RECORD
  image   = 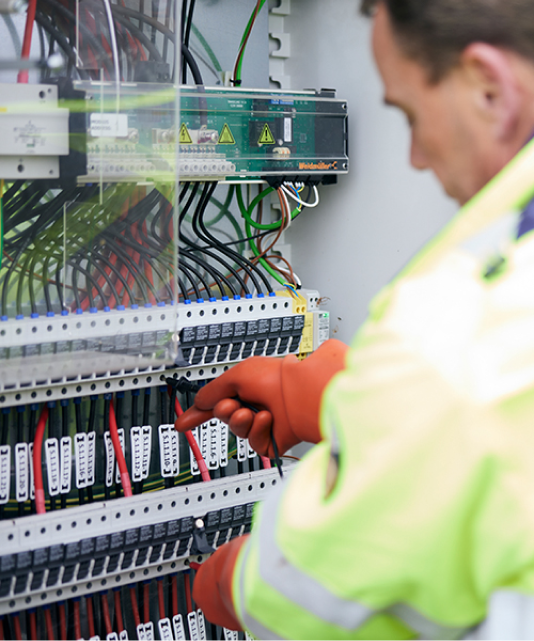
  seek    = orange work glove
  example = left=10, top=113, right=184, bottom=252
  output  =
left=193, top=536, right=247, bottom=631
left=175, top=339, right=348, bottom=457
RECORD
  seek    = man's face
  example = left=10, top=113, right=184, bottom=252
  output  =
left=372, top=4, right=507, bottom=205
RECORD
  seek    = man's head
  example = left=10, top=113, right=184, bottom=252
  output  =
left=363, top=1, right=534, bottom=204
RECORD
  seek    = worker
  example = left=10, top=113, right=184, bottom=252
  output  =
left=176, top=0, right=534, bottom=638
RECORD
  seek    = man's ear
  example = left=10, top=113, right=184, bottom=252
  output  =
left=459, top=43, right=521, bottom=141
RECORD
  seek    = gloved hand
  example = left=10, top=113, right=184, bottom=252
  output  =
left=193, top=536, right=247, bottom=631
left=175, top=339, right=348, bottom=457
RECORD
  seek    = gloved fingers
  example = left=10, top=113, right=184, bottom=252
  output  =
left=227, top=407, right=255, bottom=439
left=193, top=560, right=242, bottom=631
left=194, top=363, right=252, bottom=410
left=247, top=411, right=274, bottom=456
left=192, top=536, right=248, bottom=632
left=212, top=398, right=243, bottom=424
left=174, top=406, right=214, bottom=432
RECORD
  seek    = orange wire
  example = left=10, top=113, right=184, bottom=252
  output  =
left=114, top=590, right=124, bottom=633
left=58, top=603, right=67, bottom=641
left=109, top=401, right=133, bottom=497
left=130, top=586, right=141, bottom=628
left=101, top=592, right=113, bottom=636
left=86, top=596, right=95, bottom=638
left=73, top=600, right=81, bottom=640
left=143, top=582, right=150, bottom=623
left=12, top=615, right=21, bottom=641
left=174, top=398, right=210, bottom=482
left=44, top=608, right=54, bottom=640
left=29, top=613, right=37, bottom=641
left=33, top=406, right=49, bottom=514
left=158, top=579, right=166, bottom=620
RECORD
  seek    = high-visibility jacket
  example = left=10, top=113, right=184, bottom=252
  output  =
left=232, top=138, right=534, bottom=640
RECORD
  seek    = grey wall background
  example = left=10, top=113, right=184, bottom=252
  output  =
left=278, top=0, right=457, bottom=344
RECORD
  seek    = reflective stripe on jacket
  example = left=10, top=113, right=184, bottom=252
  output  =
left=233, top=140, right=534, bottom=640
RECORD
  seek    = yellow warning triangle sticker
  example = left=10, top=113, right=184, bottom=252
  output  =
left=179, top=123, right=193, bottom=144
left=258, top=123, right=275, bottom=145
left=218, top=123, right=235, bottom=145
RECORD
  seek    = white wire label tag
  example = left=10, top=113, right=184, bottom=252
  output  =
left=135, top=624, right=146, bottom=641
left=60, top=436, right=72, bottom=494
left=29, top=443, right=34, bottom=500
left=45, top=438, right=60, bottom=496
left=87, top=431, right=96, bottom=486
left=106, top=633, right=119, bottom=641
left=237, top=437, right=247, bottom=462
left=144, top=622, right=154, bottom=641
left=220, top=422, right=228, bottom=467
left=119, top=631, right=129, bottom=641
left=247, top=440, right=257, bottom=459
left=223, top=629, right=239, bottom=641
left=171, top=429, right=179, bottom=476
left=200, top=424, right=209, bottom=464
left=90, top=113, right=128, bottom=138
left=187, top=612, right=200, bottom=641
left=245, top=633, right=255, bottom=641
left=74, top=433, right=87, bottom=489
left=157, top=618, right=173, bottom=641
left=190, top=428, right=200, bottom=476
left=159, top=424, right=174, bottom=478
left=197, top=610, right=207, bottom=640
left=130, top=427, right=143, bottom=482
left=207, top=421, right=219, bottom=470
left=141, top=425, right=152, bottom=479
left=15, top=442, right=29, bottom=502
left=0, top=445, right=10, bottom=504
left=172, top=614, right=187, bottom=640
left=104, top=431, right=115, bottom=488
left=115, top=428, right=125, bottom=484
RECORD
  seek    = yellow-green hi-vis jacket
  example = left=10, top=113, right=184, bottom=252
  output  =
left=232, top=137, right=534, bottom=641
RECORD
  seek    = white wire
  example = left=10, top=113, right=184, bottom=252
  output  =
left=276, top=264, right=302, bottom=288
left=101, top=0, right=121, bottom=109
left=281, top=183, right=320, bottom=208
left=279, top=188, right=292, bottom=230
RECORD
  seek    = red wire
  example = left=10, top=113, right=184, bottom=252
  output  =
left=58, top=603, right=67, bottom=641
left=12, top=615, right=21, bottom=641
left=171, top=575, right=178, bottom=618
left=114, top=590, right=124, bottom=633
left=157, top=579, right=165, bottom=620
left=44, top=607, right=54, bottom=640
left=73, top=600, right=81, bottom=640
left=0, top=617, right=4, bottom=641
left=143, top=582, right=150, bottom=623
left=109, top=401, right=133, bottom=497
left=17, top=0, right=37, bottom=83
left=174, top=398, right=210, bottom=482
left=183, top=573, right=193, bottom=614
left=130, top=586, right=141, bottom=628
left=29, top=612, right=37, bottom=641
left=86, top=596, right=95, bottom=638
left=261, top=456, right=271, bottom=469
left=33, top=406, right=49, bottom=514
left=101, top=592, right=113, bottom=636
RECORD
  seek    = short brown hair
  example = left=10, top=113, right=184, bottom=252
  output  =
left=361, top=0, right=534, bottom=81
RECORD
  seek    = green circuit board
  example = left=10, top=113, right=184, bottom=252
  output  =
left=75, top=82, right=348, bottom=183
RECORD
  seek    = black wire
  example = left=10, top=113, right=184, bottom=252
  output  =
left=182, top=0, right=196, bottom=83
left=194, top=182, right=272, bottom=294
left=178, top=185, right=249, bottom=295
